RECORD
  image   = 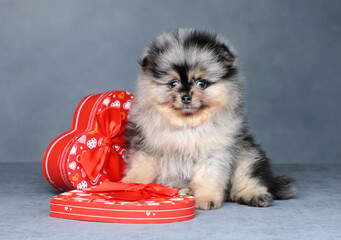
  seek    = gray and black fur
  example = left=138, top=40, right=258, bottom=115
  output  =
left=123, top=29, right=296, bottom=209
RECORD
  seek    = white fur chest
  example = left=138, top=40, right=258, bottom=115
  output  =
left=142, top=111, right=241, bottom=159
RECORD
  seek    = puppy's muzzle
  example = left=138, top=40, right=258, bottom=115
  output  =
left=181, top=95, right=192, bottom=104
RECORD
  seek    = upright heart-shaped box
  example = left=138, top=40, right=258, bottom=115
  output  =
left=42, top=91, right=134, bottom=191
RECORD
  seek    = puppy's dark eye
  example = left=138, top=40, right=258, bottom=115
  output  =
left=196, top=79, right=208, bottom=89
left=168, top=80, right=179, bottom=89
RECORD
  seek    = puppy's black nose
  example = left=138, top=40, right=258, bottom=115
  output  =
left=181, top=95, right=192, bottom=104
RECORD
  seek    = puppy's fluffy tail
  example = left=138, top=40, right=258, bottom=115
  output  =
left=272, top=176, right=297, bottom=200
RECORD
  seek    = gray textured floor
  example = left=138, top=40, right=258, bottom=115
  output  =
left=0, top=163, right=340, bottom=240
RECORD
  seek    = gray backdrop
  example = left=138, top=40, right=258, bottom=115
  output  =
left=1, top=0, right=340, bottom=164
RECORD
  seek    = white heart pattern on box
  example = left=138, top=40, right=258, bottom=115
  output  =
left=81, top=168, right=87, bottom=178
left=60, top=192, right=72, bottom=196
left=77, top=135, right=86, bottom=144
left=102, top=97, right=111, bottom=107
left=110, top=100, right=120, bottom=108
left=70, top=145, right=77, bottom=155
left=98, top=137, right=103, bottom=147
left=123, top=100, right=132, bottom=110
left=87, top=138, right=97, bottom=149
left=77, top=180, right=88, bottom=189
left=69, top=161, right=76, bottom=170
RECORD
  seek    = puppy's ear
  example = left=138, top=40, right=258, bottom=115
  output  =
left=138, top=57, right=149, bottom=70
left=220, top=44, right=235, bottom=66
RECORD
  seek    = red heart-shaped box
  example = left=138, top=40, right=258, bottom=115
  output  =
left=42, top=91, right=134, bottom=191
left=50, top=188, right=195, bottom=223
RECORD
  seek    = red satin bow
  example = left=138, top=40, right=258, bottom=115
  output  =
left=80, top=107, right=126, bottom=182
left=84, top=182, right=179, bottom=201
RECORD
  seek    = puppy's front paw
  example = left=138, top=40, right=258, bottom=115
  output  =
left=195, top=195, right=223, bottom=210
left=191, top=184, right=224, bottom=210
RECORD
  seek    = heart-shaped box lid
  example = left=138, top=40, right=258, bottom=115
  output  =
left=50, top=184, right=195, bottom=223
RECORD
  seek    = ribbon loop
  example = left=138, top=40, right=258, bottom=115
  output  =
left=84, top=182, right=179, bottom=201
left=101, top=137, right=113, bottom=148
left=79, top=107, right=126, bottom=182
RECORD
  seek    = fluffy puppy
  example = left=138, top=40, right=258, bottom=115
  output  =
left=122, top=29, right=296, bottom=210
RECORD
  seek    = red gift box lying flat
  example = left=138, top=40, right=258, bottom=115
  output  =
left=50, top=182, right=195, bottom=223
left=42, top=91, right=133, bottom=191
